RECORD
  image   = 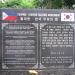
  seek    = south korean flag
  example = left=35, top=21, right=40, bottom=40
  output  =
left=61, top=13, right=74, bottom=21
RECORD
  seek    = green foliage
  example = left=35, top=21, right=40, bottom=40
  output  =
left=64, top=0, right=75, bottom=8
left=0, top=0, right=39, bottom=8
left=39, top=0, right=63, bottom=9
left=0, top=0, right=75, bottom=9
left=0, top=2, right=7, bottom=8
left=20, top=0, right=33, bottom=8
left=52, top=0, right=62, bottom=9
left=0, top=0, right=20, bottom=8
left=41, top=0, right=52, bottom=8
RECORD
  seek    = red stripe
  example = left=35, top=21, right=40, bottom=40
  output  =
left=5, top=16, right=17, bottom=20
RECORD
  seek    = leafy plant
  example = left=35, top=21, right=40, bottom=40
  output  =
left=0, top=0, right=39, bottom=8
left=64, top=0, right=75, bottom=9
left=52, top=0, right=62, bottom=9
left=20, top=0, right=35, bottom=8
left=1, top=0, right=75, bottom=9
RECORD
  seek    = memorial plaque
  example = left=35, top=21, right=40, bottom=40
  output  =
left=40, top=24, right=74, bottom=68
left=2, top=23, right=38, bottom=70
left=39, top=10, right=75, bottom=69
left=1, top=9, right=38, bottom=70
left=0, top=9, right=75, bottom=70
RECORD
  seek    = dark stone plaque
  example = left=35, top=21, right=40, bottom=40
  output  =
left=0, top=9, right=75, bottom=70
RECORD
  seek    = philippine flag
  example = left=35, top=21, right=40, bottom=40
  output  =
left=61, top=13, right=74, bottom=21
left=2, top=11, right=17, bottom=21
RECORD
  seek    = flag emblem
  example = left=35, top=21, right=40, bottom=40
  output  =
left=2, top=11, right=17, bottom=21
left=61, top=13, right=74, bottom=21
